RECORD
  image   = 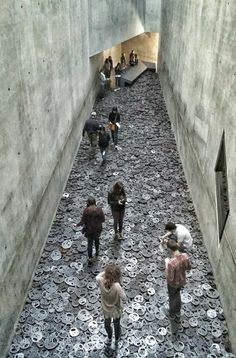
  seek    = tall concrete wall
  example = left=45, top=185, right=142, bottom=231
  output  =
left=159, top=0, right=236, bottom=351
left=88, top=0, right=145, bottom=56
left=144, top=0, right=162, bottom=32
left=88, top=0, right=161, bottom=57
left=0, top=0, right=161, bottom=355
left=0, top=1, right=102, bottom=354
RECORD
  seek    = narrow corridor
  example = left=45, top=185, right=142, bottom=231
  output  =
left=9, top=72, right=233, bottom=357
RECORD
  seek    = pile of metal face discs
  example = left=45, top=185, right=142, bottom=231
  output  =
left=8, top=72, right=234, bottom=357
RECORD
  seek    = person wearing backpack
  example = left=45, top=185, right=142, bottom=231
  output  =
left=98, top=126, right=110, bottom=165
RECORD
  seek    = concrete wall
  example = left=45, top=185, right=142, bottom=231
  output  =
left=121, top=32, right=159, bottom=67
left=88, top=0, right=145, bottom=56
left=144, top=0, right=162, bottom=32
left=0, top=1, right=99, bottom=355
left=0, top=0, right=161, bottom=355
left=88, top=0, right=161, bottom=57
left=159, top=0, right=236, bottom=351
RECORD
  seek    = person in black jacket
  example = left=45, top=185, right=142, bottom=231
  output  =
left=98, top=126, right=110, bottom=165
left=108, top=182, right=127, bottom=240
left=115, top=62, right=122, bottom=88
left=82, top=112, right=100, bottom=159
left=108, top=106, right=120, bottom=148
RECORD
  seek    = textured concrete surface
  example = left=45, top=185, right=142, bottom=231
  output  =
left=159, top=0, right=236, bottom=352
left=144, top=0, right=162, bottom=32
left=88, top=0, right=161, bottom=56
left=0, top=1, right=101, bottom=355
left=88, top=0, right=144, bottom=56
left=8, top=72, right=233, bottom=358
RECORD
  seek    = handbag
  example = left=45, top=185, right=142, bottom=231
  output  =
left=109, top=123, right=116, bottom=131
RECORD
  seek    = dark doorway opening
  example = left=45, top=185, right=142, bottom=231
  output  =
left=215, top=131, right=230, bottom=241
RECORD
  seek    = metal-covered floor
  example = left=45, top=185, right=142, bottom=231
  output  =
left=9, top=72, right=234, bottom=358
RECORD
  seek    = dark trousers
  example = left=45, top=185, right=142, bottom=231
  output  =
left=87, top=235, right=100, bottom=259
left=112, top=209, right=125, bottom=234
left=167, top=284, right=181, bottom=315
left=104, top=317, right=121, bottom=340
left=111, top=130, right=118, bottom=145
left=88, top=133, right=97, bottom=159
left=115, top=75, right=121, bottom=87
left=99, top=146, right=108, bottom=162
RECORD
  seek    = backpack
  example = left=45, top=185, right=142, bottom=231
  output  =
left=99, top=132, right=110, bottom=147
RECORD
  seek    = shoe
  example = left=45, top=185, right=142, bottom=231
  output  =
left=161, top=306, right=179, bottom=320
left=114, top=233, right=119, bottom=240
left=87, top=258, right=93, bottom=266
left=106, top=338, right=112, bottom=346
left=115, top=145, right=118, bottom=150
left=174, top=312, right=181, bottom=321
left=115, top=336, right=121, bottom=345
left=118, top=233, right=124, bottom=240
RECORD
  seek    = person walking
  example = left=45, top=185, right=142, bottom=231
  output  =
left=82, top=112, right=100, bottom=159
left=160, top=222, right=193, bottom=252
left=163, top=239, right=191, bottom=318
left=96, top=263, right=126, bottom=343
left=108, top=182, right=126, bottom=240
left=108, top=106, right=120, bottom=148
left=98, top=126, right=110, bottom=165
left=76, top=197, right=105, bottom=266
left=115, top=62, right=122, bottom=88
left=99, top=69, right=107, bottom=99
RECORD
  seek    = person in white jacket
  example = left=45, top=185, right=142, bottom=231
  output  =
left=160, top=222, right=193, bottom=251
left=96, top=263, right=126, bottom=343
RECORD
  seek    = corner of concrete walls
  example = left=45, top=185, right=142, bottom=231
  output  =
left=0, top=76, right=99, bottom=358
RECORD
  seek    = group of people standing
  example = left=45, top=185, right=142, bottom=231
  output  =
left=82, top=107, right=121, bottom=163
left=99, top=50, right=139, bottom=94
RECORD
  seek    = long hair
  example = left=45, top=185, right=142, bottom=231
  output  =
left=87, top=197, right=96, bottom=207
left=113, top=181, right=125, bottom=197
left=104, top=263, right=121, bottom=289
